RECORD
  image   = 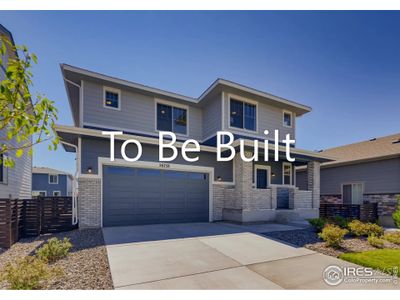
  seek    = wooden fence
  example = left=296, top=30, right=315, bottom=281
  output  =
left=0, top=197, right=77, bottom=248
left=320, top=203, right=378, bottom=222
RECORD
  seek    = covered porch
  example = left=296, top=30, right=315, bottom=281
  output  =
left=214, top=141, right=333, bottom=223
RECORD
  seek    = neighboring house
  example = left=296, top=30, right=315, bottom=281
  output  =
left=56, top=64, right=331, bottom=228
left=297, top=133, right=400, bottom=226
left=0, top=24, right=32, bottom=199
left=32, top=167, right=73, bottom=197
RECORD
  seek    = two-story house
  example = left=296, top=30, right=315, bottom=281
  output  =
left=32, top=167, right=73, bottom=197
left=56, top=64, right=331, bottom=228
left=0, top=24, right=32, bottom=199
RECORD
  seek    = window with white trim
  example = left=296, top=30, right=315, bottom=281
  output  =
left=49, top=174, right=58, bottom=184
left=32, top=191, right=46, bottom=197
left=103, top=87, right=120, bottom=109
left=342, top=183, right=364, bottom=205
left=53, top=191, right=61, bottom=196
left=230, top=98, right=256, bottom=131
left=283, top=163, right=292, bottom=185
left=283, top=111, right=292, bottom=127
left=156, top=103, right=187, bottom=135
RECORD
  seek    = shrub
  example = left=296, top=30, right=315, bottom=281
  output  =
left=0, top=256, right=59, bottom=289
left=318, top=224, right=348, bottom=248
left=308, top=218, right=328, bottom=232
left=392, top=195, right=400, bottom=229
left=36, top=237, right=72, bottom=263
left=331, top=216, right=349, bottom=228
left=348, top=220, right=367, bottom=236
left=367, top=223, right=384, bottom=237
left=368, top=235, right=385, bottom=248
left=348, top=220, right=384, bottom=237
left=384, top=232, right=400, bottom=245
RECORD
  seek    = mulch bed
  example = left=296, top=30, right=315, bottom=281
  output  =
left=0, top=229, right=113, bottom=290
left=263, top=228, right=400, bottom=257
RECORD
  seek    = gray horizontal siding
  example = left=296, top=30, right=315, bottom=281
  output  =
left=0, top=42, right=32, bottom=199
left=81, top=137, right=233, bottom=182
left=254, top=160, right=295, bottom=185
left=222, top=88, right=295, bottom=141
left=0, top=129, right=32, bottom=199
left=202, top=93, right=222, bottom=139
left=82, top=80, right=203, bottom=140
left=318, top=158, right=400, bottom=195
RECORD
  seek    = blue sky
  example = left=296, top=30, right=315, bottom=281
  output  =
left=1, top=11, right=399, bottom=174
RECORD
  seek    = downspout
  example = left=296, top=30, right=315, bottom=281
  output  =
left=62, top=76, right=82, bottom=225
left=60, top=140, right=80, bottom=225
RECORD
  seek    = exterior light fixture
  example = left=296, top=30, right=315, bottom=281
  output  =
left=87, top=167, right=93, bottom=174
left=217, top=176, right=222, bottom=181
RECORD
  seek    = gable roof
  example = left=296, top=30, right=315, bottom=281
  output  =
left=61, top=64, right=312, bottom=126
left=319, top=133, right=400, bottom=168
left=33, top=167, right=73, bottom=178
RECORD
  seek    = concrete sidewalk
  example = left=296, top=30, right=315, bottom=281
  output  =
left=103, top=223, right=399, bottom=290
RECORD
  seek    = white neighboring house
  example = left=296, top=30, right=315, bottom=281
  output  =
left=32, top=167, right=73, bottom=197
left=0, top=24, right=32, bottom=199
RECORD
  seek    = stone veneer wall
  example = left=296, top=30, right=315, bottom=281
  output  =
left=320, top=193, right=399, bottom=226
left=78, top=177, right=101, bottom=228
left=320, top=195, right=342, bottom=204
left=364, top=194, right=399, bottom=218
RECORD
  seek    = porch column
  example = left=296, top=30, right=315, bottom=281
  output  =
left=234, top=151, right=253, bottom=210
left=307, top=161, right=320, bottom=209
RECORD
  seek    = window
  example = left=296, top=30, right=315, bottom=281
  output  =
left=156, top=103, right=187, bottom=135
left=342, top=183, right=364, bottom=205
left=230, top=98, right=256, bottom=131
left=103, top=87, right=120, bottom=110
left=32, top=191, right=46, bottom=197
left=283, top=110, right=292, bottom=127
left=49, top=174, right=58, bottom=184
left=255, top=165, right=271, bottom=189
left=283, top=163, right=292, bottom=185
left=53, top=191, right=61, bottom=197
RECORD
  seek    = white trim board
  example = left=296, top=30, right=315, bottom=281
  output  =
left=282, top=162, right=293, bottom=185
left=154, top=98, right=189, bottom=137
left=227, top=93, right=259, bottom=134
left=103, top=86, right=121, bottom=111
left=48, top=174, right=59, bottom=184
left=97, top=157, right=215, bottom=227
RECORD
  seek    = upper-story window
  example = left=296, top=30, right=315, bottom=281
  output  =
left=230, top=98, right=257, bottom=131
left=283, top=110, right=292, bottom=127
left=103, top=87, right=121, bottom=110
left=49, top=174, right=58, bottom=184
left=156, top=102, right=188, bottom=135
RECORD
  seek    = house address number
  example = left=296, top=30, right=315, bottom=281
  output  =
left=159, top=163, right=170, bottom=168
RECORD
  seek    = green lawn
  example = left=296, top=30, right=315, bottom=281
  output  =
left=340, top=249, right=400, bottom=277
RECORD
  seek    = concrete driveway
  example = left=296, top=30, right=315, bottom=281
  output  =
left=102, top=222, right=398, bottom=290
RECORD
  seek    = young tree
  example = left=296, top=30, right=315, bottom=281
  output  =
left=0, top=36, right=58, bottom=167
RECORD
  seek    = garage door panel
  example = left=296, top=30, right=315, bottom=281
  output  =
left=103, top=166, right=209, bottom=226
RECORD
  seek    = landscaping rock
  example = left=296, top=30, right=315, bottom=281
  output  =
left=0, top=229, right=113, bottom=290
